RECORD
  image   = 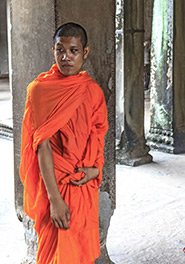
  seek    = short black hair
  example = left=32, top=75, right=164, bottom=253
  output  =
left=53, top=22, right=88, bottom=49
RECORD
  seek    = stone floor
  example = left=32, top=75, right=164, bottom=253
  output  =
left=0, top=138, right=27, bottom=264
left=0, top=78, right=12, bottom=127
left=108, top=153, right=185, bottom=264
left=1, top=80, right=185, bottom=264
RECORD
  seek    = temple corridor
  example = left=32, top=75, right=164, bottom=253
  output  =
left=1, top=0, right=185, bottom=263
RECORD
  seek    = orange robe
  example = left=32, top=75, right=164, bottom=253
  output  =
left=19, top=64, right=108, bottom=264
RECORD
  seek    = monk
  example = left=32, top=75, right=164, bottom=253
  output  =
left=19, top=22, right=108, bottom=264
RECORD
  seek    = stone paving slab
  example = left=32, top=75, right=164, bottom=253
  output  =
left=0, top=79, right=12, bottom=128
left=0, top=138, right=26, bottom=264
left=0, top=78, right=9, bottom=91
left=0, top=99, right=12, bottom=128
left=107, top=151, right=185, bottom=264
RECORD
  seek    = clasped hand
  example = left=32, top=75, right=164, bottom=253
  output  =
left=50, top=167, right=99, bottom=230
left=70, top=167, right=99, bottom=186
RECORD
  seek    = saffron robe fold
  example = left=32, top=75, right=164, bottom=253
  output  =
left=19, top=64, right=108, bottom=264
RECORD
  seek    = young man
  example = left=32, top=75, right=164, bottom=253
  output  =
left=20, top=22, right=108, bottom=264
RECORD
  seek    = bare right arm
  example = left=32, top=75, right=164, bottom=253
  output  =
left=37, top=139, right=70, bottom=229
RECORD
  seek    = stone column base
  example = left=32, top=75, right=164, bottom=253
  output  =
left=116, top=148, right=153, bottom=166
left=147, top=127, right=185, bottom=154
left=147, top=128, right=174, bottom=153
left=21, top=215, right=37, bottom=264
left=96, top=242, right=114, bottom=264
left=96, top=191, right=115, bottom=263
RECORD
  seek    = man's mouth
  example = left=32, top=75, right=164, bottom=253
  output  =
left=62, top=64, right=73, bottom=68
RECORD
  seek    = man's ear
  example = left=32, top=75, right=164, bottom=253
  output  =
left=83, top=46, right=90, bottom=59
left=52, top=47, right=55, bottom=56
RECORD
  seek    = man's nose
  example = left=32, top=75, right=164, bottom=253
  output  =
left=62, top=53, right=66, bottom=60
left=62, top=51, right=70, bottom=61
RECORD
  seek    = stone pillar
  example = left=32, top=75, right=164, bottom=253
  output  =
left=116, top=0, right=152, bottom=166
left=147, top=0, right=185, bottom=153
left=11, top=0, right=115, bottom=263
left=55, top=1, right=115, bottom=263
left=144, top=0, right=154, bottom=90
left=144, top=0, right=154, bottom=42
left=115, top=0, right=124, bottom=142
left=11, top=0, right=55, bottom=262
left=174, top=1, right=185, bottom=152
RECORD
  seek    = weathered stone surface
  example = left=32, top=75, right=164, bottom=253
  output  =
left=11, top=0, right=55, bottom=212
left=55, top=2, right=116, bottom=262
left=115, top=0, right=124, bottom=142
left=22, top=215, right=37, bottom=264
left=147, top=0, right=185, bottom=153
left=116, top=0, right=154, bottom=138
left=144, top=0, right=154, bottom=90
left=173, top=0, right=185, bottom=153
left=144, top=0, right=154, bottom=42
left=147, top=0, right=173, bottom=152
left=96, top=191, right=114, bottom=264
left=55, top=0, right=116, bottom=208
left=11, top=0, right=55, bottom=262
left=116, top=0, right=152, bottom=166
left=95, top=244, right=114, bottom=264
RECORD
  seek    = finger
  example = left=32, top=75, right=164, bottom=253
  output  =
left=51, top=218, right=55, bottom=226
left=62, top=217, right=70, bottom=230
left=66, top=211, right=71, bottom=223
left=58, top=219, right=66, bottom=230
left=70, top=179, right=82, bottom=186
left=77, top=177, right=89, bottom=185
left=77, top=167, right=87, bottom=174
left=70, top=177, right=88, bottom=186
left=70, top=178, right=86, bottom=186
left=52, top=218, right=65, bottom=230
left=52, top=219, right=60, bottom=229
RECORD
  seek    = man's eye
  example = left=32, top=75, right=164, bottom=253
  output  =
left=71, top=49, right=78, bottom=53
left=56, top=49, right=64, bottom=53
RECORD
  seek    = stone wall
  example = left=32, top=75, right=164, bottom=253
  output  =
left=144, top=0, right=154, bottom=42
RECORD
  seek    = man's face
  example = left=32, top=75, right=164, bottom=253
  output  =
left=52, top=36, right=89, bottom=76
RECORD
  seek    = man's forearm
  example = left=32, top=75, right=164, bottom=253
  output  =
left=37, top=139, right=70, bottom=229
left=37, top=139, right=61, bottom=201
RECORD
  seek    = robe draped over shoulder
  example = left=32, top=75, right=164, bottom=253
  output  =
left=19, top=64, right=108, bottom=264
